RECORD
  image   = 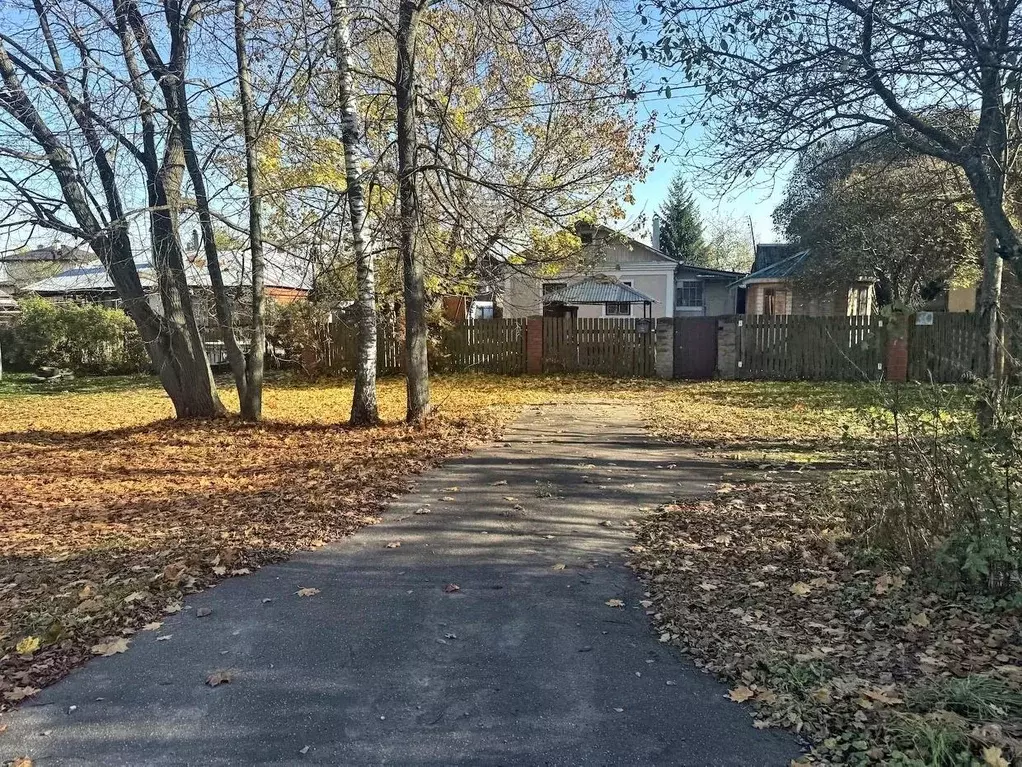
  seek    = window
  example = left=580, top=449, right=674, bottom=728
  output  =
left=605, top=301, right=631, bottom=316
left=542, top=282, right=567, bottom=296
left=676, top=280, right=704, bottom=308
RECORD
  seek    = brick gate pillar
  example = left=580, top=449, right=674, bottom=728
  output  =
left=526, top=316, right=543, bottom=374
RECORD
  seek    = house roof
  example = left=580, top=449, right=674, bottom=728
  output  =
left=752, top=243, right=801, bottom=273
left=542, top=276, right=657, bottom=305
left=24, top=248, right=314, bottom=295
left=580, top=223, right=679, bottom=264
left=732, top=249, right=811, bottom=287
left=677, top=263, right=748, bottom=281
left=0, top=245, right=91, bottom=263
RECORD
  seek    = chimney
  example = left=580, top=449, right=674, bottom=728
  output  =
left=189, top=229, right=200, bottom=251
left=652, top=214, right=661, bottom=251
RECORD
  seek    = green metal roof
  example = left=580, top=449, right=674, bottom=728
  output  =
left=542, top=276, right=657, bottom=305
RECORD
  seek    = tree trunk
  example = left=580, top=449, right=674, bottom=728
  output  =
left=331, top=0, right=378, bottom=425
left=395, top=0, right=430, bottom=423
left=235, top=0, right=265, bottom=421
left=979, top=225, right=1005, bottom=380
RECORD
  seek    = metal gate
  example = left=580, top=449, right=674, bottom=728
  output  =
left=674, top=317, right=718, bottom=379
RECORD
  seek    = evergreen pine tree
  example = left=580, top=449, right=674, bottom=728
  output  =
left=657, top=173, right=707, bottom=263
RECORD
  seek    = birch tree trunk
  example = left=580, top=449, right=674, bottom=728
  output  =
left=396, top=0, right=430, bottom=423
left=330, top=0, right=378, bottom=425
left=234, top=0, right=265, bottom=421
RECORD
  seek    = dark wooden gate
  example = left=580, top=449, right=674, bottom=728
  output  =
left=674, top=317, right=718, bottom=379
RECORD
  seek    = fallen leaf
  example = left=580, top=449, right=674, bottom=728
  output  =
left=385, top=541, right=402, bottom=549
left=605, top=599, right=625, bottom=608
left=982, top=746, right=1009, bottom=767
left=296, top=588, right=320, bottom=597
left=4, top=687, right=40, bottom=702
left=909, top=611, right=930, bottom=628
left=16, top=636, right=41, bottom=656
left=11, top=757, right=32, bottom=767
left=789, top=582, right=812, bottom=596
left=91, top=637, right=130, bottom=656
left=205, top=670, right=233, bottom=687
left=196, top=607, right=213, bottom=617
left=551, top=563, right=566, bottom=570
left=443, top=583, right=460, bottom=593
left=141, top=622, right=163, bottom=632
left=728, top=686, right=755, bottom=703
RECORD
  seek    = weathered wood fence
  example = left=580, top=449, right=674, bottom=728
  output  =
left=739, top=315, right=884, bottom=381
left=542, top=317, right=655, bottom=377
left=317, top=317, right=655, bottom=378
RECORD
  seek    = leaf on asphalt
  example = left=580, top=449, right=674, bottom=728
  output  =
left=141, top=622, right=163, bottom=632
left=728, top=686, right=755, bottom=703
left=11, top=757, right=32, bottom=767
left=299, top=745, right=310, bottom=755
left=155, top=635, right=172, bottom=641
left=551, top=563, right=566, bottom=570
left=443, top=583, right=461, bottom=593
left=296, top=588, right=320, bottom=597
left=605, top=598, right=625, bottom=608
left=441, top=497, right=456, bottom=502
left=491, top=480, right=508, bottom=486
left=91, top=637, right=130, bottom=656
left=385, top=541, right=401, bottom=549
left=205, top=670, right=233, bottom=687
left=164, top=602, right=183, bottom=614
left=4, top=687, right=40, bottom=702
left=15, top=636, right=40, bottom=656
left=196, top=607, right=213, bottom=617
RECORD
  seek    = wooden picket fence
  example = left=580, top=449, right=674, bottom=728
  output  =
left=739, top=315, right=884, bottom=381
left=440, top=319, right=527, bottom=373
left=908, top=313, right=985, bottom=383
left=542, top=317, right=656, bottom=377
left=321, top=321, right=403, bottom=374
left=317, top=317, right=656, bottom=378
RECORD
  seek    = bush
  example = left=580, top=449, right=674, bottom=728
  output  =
left=845, top=382, right=1022, bottom=595
left=1, top=296, right=150, bottom=375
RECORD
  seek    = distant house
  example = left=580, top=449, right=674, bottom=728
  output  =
left=674, top=263, right=747, bottom=317
left=734, top=244, right=875, bottom=316
left=24, top=248, right=314, bottom=321
left=0, top=245, right=89, bottom=295
left=502, top=223, right=678, bottom=319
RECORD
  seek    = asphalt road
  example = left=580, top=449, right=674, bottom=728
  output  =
left=1, top=403, right=801, bottom=766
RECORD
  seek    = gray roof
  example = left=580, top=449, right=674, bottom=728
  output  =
left=24, top=248, right=314, bottom=294
left=1, top=245, right=90, bottom=263
left=542, top=276, right=657, bottom=305
left=677, top=263, right=748, bottom=280
left=733, top=250, right=810, bottom=287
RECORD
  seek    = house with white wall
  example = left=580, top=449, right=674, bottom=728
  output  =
left=500, top=222, right=678, bottom=319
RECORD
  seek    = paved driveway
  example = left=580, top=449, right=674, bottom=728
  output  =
left=1, top=404, right=800, bottom=766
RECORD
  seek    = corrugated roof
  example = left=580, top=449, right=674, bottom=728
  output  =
left=733, top=250, right=810, bottom=287
left=542, top=276, right=657, bottom=305
left=24, top=248, right=314, bottom=294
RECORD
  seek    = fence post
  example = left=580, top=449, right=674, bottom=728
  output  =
left=884, top=310, right=910, bottom=382
left=654, top=318, right=674, bottom=379
left=716, top=316, right=739, bottom=379
left=525, top=315, right=544, bottom=374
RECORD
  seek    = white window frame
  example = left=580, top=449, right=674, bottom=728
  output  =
left=676, top=279, right=704, bottom=309
left=604, top=279, right=633, bottom=317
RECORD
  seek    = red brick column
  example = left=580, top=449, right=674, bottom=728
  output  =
left=885, top=335, right=908, bottom=382
left=526, top=316, right=544, bottom=374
